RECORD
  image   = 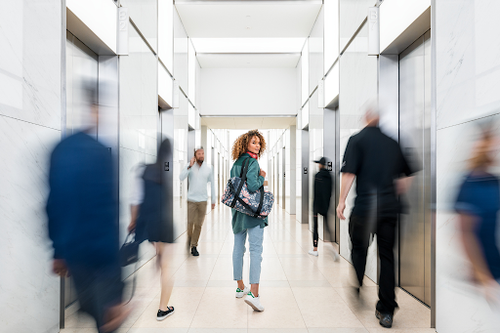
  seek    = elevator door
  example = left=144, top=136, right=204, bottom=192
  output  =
left=66, top=31, right=98, bottom=137
left=398, top=30, right=432, bottom=306
left=64, top=31, right=100, bottom=309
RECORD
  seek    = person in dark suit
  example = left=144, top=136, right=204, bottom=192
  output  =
left=46, top=87, right=129, bottom=333
left=308, top=157, right=339, bottom=260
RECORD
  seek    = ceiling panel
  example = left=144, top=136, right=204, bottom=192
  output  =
left=201, top=116, right=296, bottom=129
left=191, top=37, right=306, bottom=53
left=197, top=53, right=300, bottom=68
left=175, top=3, right=322, bottom=38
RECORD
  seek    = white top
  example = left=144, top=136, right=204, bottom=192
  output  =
left=130, top=164, right=146, bottom=206
left=179, top=162, right=216, bottom=204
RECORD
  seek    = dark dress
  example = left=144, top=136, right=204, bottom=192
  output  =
left=136, top=164, right=174, bottom=243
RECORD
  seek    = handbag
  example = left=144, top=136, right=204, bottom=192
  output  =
left=221, top=157, right=274, bottom=219
left=119, top=232, right=139, bottom=267
left=119, top=231, right=139, bottom=304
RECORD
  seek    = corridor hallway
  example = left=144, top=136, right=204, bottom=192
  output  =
left=62, top=205, right=434, bottom=333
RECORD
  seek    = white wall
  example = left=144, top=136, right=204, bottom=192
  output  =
left=435, top=0, right=500, bottom=332
left=200, top=68, right=297, bottom=116
left=0, top=1, right=62, bottom=332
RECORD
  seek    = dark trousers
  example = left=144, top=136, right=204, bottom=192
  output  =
left=349, top=214, right=398, bottom=315
left=312, top=213, right=333, bottom=247
left=69, top=263, right=123, bottom=333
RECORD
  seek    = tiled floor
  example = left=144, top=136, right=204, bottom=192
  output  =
left=61, top=205, right=435, bottom=333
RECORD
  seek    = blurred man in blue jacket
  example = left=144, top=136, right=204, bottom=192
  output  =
left=46, top=86, right=128, bottom=332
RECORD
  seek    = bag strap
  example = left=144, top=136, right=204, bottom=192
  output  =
left=254, top=186, right=265, bottom=217
left=124, top=232, right=138, bottom=305
left=231, top=158, right=251, bottom=208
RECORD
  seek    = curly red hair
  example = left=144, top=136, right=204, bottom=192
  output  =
left=231, top=129, right=266, bottom=160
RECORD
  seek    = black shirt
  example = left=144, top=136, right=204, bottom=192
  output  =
left=341, top=127, right=413, bottom=216
left=313, top=168, right=333, bottom=216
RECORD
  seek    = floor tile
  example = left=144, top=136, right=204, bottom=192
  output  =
left=60, top=205, right=434, bottom=333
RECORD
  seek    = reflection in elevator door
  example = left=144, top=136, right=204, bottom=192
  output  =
left=66, top=31, right=98, bottom=138
left=398, top=30, right=432, bottom=306
left=64, top=31, right=99, bottom=308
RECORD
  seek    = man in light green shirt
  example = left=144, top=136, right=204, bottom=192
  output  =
left=179, top=147, right=216, bottom=256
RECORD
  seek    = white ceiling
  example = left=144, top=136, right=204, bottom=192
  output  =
left=197, top=53, right=300, bottom=68
left=201, top=116, right=296, bottom=129
left=175, top=1, right=322, bottom=68
left=175, top=2, right=322, bottom=38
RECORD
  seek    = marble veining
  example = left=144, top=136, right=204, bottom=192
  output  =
left=0, top=116, right=61, bottom=333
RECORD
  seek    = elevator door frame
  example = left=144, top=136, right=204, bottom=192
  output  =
left=397, top=30, right=432, bottom=307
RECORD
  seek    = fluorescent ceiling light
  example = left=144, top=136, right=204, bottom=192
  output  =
left=191, top=38, right=306, bottom=53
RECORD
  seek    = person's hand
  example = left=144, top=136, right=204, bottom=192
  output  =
left=52, top=259, right=68, bottom=277
left=259, top=169, right=266, bottom=178
left=336, top=201, right=346, bottom=220
left=189, top=157, right=196, bottom=168
left=211, top=203, right=215, bottom=210
left=128, top=220, right=136, bottom=233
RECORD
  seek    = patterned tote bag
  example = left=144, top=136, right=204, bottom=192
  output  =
left=221, top=158, right=274, bottom=219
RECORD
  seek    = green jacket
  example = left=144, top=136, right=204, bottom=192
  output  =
left=230, top=153, right=268, bottom=234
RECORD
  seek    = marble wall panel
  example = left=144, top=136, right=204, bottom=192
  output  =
left=0, top=1, right=63, bottom=331
left=0, top=116, right=61, bottom=333
left=339, top=0, right=377, bottom=51
left=436, top=0, right=500, bottom=130
left=174, top=9, right=189, bottom=93
left=120, top=0, right=157, bottom=52
left=120, top=25, right=143, bottom=152
left=309, top=7, right=324, bottom=93
left=436, top=114, right=500, bottom=332
left=141, top=44, right=159, bottom=157
left=338, top=22, right=378, bottom=282
left=0, top=1, right=62, bottom=129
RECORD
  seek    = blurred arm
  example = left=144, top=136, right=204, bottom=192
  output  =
left=336, top=173, right=355, bottom=220
left=179, top=164, right=191, bottom=181
left=459, top=214, right=495, bottom=285
left=396, top=176, right=413, bottom=195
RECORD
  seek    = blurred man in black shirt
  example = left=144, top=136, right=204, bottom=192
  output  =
left=337, top=103, right=414, bottom=329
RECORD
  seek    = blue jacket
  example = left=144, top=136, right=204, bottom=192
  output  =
left=46, top=132, right=119, bottom=268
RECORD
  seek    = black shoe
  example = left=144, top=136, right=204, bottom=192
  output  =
left=191, top=246, right=199, bottom=256
left=157, top=306, right=174, bottom=321
left=375, top=310, right=393, bottom=328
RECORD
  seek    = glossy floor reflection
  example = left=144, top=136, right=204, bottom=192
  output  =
left=61, top=205, right=435, bottom=333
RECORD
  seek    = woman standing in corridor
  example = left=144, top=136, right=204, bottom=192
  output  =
left=230, top=130, right=268, bottom=312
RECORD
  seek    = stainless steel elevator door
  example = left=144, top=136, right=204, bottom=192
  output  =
left=64, top=31, right=100, bottom=308
left=66, top=31, right=98, bottom=137
left=398, top=30, right=432, bottom=306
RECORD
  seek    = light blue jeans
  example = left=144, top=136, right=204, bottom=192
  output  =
left=233, top=225, right=264, bottom=284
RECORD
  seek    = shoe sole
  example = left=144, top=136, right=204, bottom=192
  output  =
left=244, top=299, right=264, bottom=312
left=157, top=310, right=175, bottom=321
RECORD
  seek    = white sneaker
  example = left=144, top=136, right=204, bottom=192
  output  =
left=308, top=249, right=318, bottom=257
left=244, top=292, right=265, bottom=312
left=235, top=286, right=250, bottom=298
left=329, top=245, right=340, bottom=262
